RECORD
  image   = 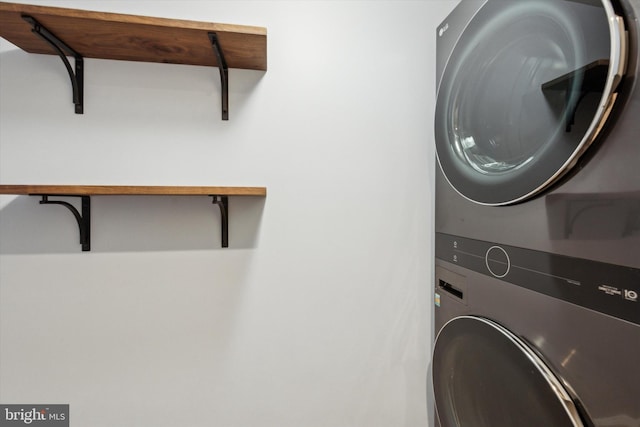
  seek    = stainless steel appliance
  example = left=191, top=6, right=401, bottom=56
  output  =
left=431, top=0, right=640, bottom=425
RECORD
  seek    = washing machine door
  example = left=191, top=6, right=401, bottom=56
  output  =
left=435, top=0, right=627, bottom=205
left=432, top=316, right=587, bottom=427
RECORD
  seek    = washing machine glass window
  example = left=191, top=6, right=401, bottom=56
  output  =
left=432, top=316, right=587, bottom=427
left=435, top=0, right=627, bottom=205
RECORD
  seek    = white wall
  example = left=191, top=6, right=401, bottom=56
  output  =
left=0, top=1, right=457, bottom=426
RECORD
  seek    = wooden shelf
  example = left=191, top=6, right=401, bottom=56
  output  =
left=0, top=1, right=267, bottom=118
left=0, top=185, right=267, bottom=197
left=0, top=2, right=267, bottom=69
left=0, top=185, right=267, bottom=251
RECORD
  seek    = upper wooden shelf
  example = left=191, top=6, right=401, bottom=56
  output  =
left=0, top=184, right=267, bottom=197
left=0, top=2, right=267, bottom=70
left=0, top=2, right=267, bottom=118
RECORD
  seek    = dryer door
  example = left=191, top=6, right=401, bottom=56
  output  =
left=432, top=316, right=587, bottom=427
left=435, top=0, right=627, bottom=205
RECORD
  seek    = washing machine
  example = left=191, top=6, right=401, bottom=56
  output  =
left=431, top=0, right=640, bottom=426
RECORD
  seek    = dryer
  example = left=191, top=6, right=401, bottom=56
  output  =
left=431, top=0, right=640, bottom=426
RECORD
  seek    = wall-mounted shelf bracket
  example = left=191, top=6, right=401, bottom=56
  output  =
left=208, top=32, right=229, bottom=120
left=38, top=195, right=91, bottom=251
left=211, top=195, right=229, bottom=248
left=21, top=14, right=84, bottom=114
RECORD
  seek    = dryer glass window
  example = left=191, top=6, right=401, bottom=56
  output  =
left=432, top=316, right=586, bottom=427
left=435, top=0, right=626, bottom=205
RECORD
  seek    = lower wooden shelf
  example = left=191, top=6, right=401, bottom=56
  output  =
left=0, top=184, right=267, bottom=196
left=0, top=185, right=267, bottom=251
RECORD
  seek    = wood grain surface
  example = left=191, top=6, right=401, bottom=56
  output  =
left=0, top=2, right=267, bottom=70
left=0, top=185, right=267, bottom=196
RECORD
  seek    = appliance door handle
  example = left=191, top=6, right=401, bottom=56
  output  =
left=608, top=15, right=628, bottom=92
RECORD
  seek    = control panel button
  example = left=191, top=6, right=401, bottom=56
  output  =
left=485, top=246, right=510, bottom=278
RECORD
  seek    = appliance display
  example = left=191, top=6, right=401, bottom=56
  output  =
left=431, top=0, right=640, bottom=426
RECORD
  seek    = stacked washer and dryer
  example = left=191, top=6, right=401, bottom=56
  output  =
left=431, top=0, right=640, bottom=426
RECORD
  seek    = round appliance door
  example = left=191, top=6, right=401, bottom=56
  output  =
left=435, top=0, right=627, bottom=205
left=432, top=316, right=587, bottom=427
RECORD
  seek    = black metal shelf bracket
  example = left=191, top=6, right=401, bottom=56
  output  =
left=208, top=32, right=229, bottom=120
left=27, top=194, right=232, bottom=251
left=38, top=195, right=91, bottom=251
left=22, top=15, right=84, bottom=114
left=211, top=195, right=229, bottom=248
